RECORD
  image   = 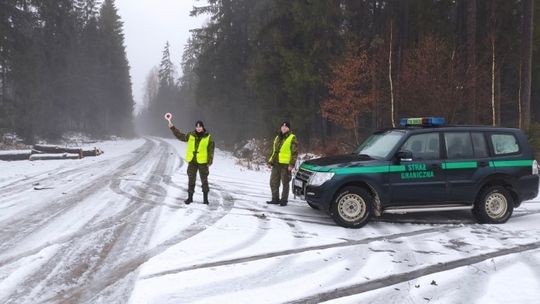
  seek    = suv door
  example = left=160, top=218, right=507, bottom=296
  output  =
left=443, top=132, right=491, bottom=203
left=389, top=132, right=447, bottom=205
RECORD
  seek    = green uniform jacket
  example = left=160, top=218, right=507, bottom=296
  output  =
left=267, top=131, right=298, bottom=166
left=170, top=126, right=215, bottom=165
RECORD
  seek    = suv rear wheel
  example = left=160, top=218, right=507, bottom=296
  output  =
left=330, top=186, right=372, bottom=228
left=473, top=186, right=514, bottom=224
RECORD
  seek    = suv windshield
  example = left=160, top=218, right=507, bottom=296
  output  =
left=354, top=130, right=405, bottom=159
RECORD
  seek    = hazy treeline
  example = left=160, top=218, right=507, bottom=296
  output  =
left=140, top=0, right=540, bottom=149
left=135, top=41, right=198, bottom=137
left=0, top=0, right=134, bottom=143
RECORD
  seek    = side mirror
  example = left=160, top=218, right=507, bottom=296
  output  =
left=396, top=150, right=413, bottom=162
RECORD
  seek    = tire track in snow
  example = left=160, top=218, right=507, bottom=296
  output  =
left=228, top=209, right=336, bottom=226
left=37, top=138, right=236, bottom=303
left=0, top=139, right=156, bottom=256
left=141, top=226, right=447, bottom=280
left=53, top=138, right=177, bottom=303
left=286, top=241, right=540, bottom=304
left=150, top=210, right=311, bottom=303
left=0, top=138, right=166, bottom=303
left=0, top=139, right=149, bottom=200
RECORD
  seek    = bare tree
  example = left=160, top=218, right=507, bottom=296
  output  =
left=322, top=43, right=375, bottom=145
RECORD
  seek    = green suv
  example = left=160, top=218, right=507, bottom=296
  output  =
left=293, top=117, right=539, bottom=228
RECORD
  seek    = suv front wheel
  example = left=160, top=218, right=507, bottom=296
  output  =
left=330, top=186, right=372, bottom=228
left=473, top=186, right=514, bottom=224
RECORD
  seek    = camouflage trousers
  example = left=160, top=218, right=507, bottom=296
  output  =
left=270, top=164, right=292, bottom=201
left=187, top=162, right=209, bottom=194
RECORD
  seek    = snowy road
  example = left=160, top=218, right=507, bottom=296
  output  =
left=1, top=137, right=540, bottom=303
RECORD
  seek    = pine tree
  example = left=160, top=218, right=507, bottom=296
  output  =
left=75, top=0, right=101, bottom=25
left=190, top=0, right=260, bottom=143
left=98, top=0, right=134, bottom=137
left=250, top=0, right=343, bottom=144
left=158, top=41, right=176, bottom=88
left=0, top=1, right=38, bottom=139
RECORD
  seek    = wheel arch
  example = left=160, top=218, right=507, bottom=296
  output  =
left=475, top=174, right=519, bottom=207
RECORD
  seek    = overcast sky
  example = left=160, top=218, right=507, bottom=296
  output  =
left=115, top=0, right=208, bottom=113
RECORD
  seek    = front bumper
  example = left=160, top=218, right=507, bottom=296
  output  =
left=292, top=178, right=334, bottom=210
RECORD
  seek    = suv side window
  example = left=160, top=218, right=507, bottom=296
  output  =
left=471, top=132, right=489, bottom=158
left=400, top=133, right=440, bottom=160
left=491, top=133, right=520, bottom=155
left=445, top=132, right=474, bottom=159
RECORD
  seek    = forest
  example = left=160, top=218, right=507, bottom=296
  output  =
left=139, top=0, right=540, bottom=151
left=0, top=0, right=134, bottom=142
left=1, top=0, right=540, bottom=151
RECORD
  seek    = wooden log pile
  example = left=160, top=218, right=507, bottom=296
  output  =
left=0, top=144, right=104, bottom=161
left=0, top=150, right=32, bottom=161
left=29, top=153, right=81, bottom=161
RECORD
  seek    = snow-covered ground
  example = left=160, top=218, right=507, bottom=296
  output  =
left=1, top=137, right=539, bottom=304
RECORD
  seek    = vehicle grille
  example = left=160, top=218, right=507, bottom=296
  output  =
left=295, top=167, right=313, bottom=183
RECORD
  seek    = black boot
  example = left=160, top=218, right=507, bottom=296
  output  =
left=203, top=192, right=209, bottom=205
left=266, top=199, right=279, bottom=204
left=279, top=199, right=288, bottom=206
left=184, top=192, right=193, bottom=204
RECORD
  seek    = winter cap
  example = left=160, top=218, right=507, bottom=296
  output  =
left=195, top=120, right=205, bottom=128
left=281, top=121, right=291, bottom=129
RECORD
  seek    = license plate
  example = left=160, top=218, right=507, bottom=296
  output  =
left=293, top=179, right=303, bottom=188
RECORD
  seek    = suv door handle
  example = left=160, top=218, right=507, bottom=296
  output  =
left=478, top=161, right=488, bottom=167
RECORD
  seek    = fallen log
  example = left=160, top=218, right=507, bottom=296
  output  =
left=0, top=150, right=32, bottom=161
left=82, top=147, right=103, bottom=157
left=29, top=153, right=81, bottom=161
left=33, top=144, right=83, bottom=156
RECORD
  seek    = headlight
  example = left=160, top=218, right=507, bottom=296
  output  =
left=308, top=172, right=335, bottom=186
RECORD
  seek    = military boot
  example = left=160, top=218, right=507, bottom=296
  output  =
left=203, top=192, right=209, bottom=204
left=184, top=192, right=193, bottom=204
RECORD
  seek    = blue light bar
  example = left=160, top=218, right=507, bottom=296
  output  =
left=399, top=117, right=446, bottom=127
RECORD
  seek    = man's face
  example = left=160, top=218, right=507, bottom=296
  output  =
left=196, top=125, right=204, bottom=132
left=280, top=125, right=289, bottom=134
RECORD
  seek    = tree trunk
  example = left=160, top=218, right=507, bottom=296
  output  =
left=466, top=0, right=477, bottom=123
left=491, top=34, right=496, bottom=126
left=521, top=0, right=534, bottom=131
left=82, top=148, right=103, bottom=157
left=353, top=117, right=360, bottom=145
left=33, top=145, right=83, bottom=156
left=372, top=67, right=379, bottom=131
left=388, top=19, right=396, bottom=127
left=519, top=62, right=523, bottom=128
left=496, top=65, right=501, bottom=126
left=29, top=153, right=81, bottom=161
left=0, top=150, right=32, bottom=161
